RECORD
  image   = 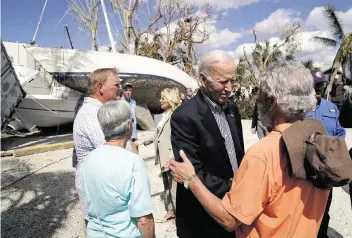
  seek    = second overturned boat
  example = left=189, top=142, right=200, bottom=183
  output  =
left=4, top=41, right=198, bottom=130
left=26, top=46, right=198, bottom=113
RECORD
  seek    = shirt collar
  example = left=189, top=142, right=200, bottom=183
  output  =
left=273, top=123, right=292, bottom=134
left=84, top=97, right=103, bottom=106
left=162, top=111, right=170, bottom=117
left=203, top=93, right=228, bottom=112
left=122, top=96, right=135, bottom=104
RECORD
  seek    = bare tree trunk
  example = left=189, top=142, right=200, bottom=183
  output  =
left=134, top=37, right=139, bottom=55
left=92, top=33, right=98, bottom=51
left=329, top=47, right=343, bottom=85
left=187, top=42, right=193, bottom=66
left=330, top=62, right=342, bottom=84
left=110, top=0, right=161, bottom=54
left=67, top=0, right=100, bottom=51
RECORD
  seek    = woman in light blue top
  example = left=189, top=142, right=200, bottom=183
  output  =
left=79, top=100, right=155, bottom=238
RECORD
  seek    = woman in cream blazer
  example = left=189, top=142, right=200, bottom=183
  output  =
left=143, top=88, right=181, bottom=220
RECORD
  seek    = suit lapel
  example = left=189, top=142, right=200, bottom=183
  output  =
left=157, top=114, right=171, bottom=138
left=196, top=92, right=229, bottom=161
left=201, top=109, right=229, bottom=160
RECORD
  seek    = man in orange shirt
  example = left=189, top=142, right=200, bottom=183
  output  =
left=169, top=61, right=330, bottom=238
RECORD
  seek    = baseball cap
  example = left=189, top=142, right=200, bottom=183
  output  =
left=122, top=82, right=133, bottom=89
left=311, top=71, right=327, bottom=84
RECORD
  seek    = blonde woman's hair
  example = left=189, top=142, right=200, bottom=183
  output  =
left=161, top=88, right=181, bottom=112
left=87, top=68, right=119, bottom=95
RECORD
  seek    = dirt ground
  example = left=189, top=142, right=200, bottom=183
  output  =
left=1, top=120, right=351, bottom=237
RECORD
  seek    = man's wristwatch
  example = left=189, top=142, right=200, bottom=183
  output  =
left=184, top=173, right=198, bottom=190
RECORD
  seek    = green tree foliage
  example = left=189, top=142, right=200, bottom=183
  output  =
left=301, top=59, right=321, bottom=71
left=312, top=5, right=352, bottom=84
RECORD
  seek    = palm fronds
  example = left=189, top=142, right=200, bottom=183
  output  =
left=302, top=59, right=314, bottom=69
left=325, top=4, right=345, bottom=41
left=312, top=36, right=338, bottom=47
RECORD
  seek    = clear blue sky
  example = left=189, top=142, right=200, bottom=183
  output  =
left=1, top=0, right=351, bottom=52
left=2, top=0, right=111, bottom=49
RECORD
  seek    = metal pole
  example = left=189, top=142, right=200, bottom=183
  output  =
left=17, top=41, right=20, bottom=65
left=31, top=0, right=49, bottom=45
left=100, top=0, right=117, bottom=53
left=65, top=25, right=74, bottom=49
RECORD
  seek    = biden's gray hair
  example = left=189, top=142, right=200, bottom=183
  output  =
left=260, top=61, right=317, bottom=121
left=197, top=50, right=234, bottom=80
left=97, top=100, right=132, bottom=141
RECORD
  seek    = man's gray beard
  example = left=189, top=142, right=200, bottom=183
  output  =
left=258, top=101, right=273, bottom=129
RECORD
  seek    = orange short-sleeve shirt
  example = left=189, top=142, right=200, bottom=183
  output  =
left=221, top=123, right=330, bottom=238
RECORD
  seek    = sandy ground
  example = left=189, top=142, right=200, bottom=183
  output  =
left=1, top=120, right=351, bottom=238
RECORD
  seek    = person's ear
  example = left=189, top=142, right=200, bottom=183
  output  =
left=199, top=73, right=207, bottom=87
left=269, top=96, right=277, bottom=111
left=127, top=120, right=132, bottom=136
left=98, top=83, right=104, bottom=94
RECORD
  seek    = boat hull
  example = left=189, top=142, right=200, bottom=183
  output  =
left=50, top=72, right=187, bottom=113
left=26, top=46, right=198, bottom=113
left=16, top=94, right=77, bottom=128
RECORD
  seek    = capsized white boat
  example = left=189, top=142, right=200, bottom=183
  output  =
left=8, top=65, right=80, bottom=129
left=3, top=42, right=81, bottom=129
left=26, top=46, right=199, bottom=112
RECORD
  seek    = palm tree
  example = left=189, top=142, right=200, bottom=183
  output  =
left=240, top=39, right=295, bottom=87
left=252, top=40, right=294, bottom=76
left=312, top=5, right=352, bottom=85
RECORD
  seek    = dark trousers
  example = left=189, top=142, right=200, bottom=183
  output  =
left=256, top=120, right=269, bottom=139
left=162, top=171, right=176, bottom=211
left=318, top=190, right=333, bottom=238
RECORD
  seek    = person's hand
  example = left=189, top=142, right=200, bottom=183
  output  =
left=163, top=160, right=171, bottom=168
left=132, top=139, right=143, bottom=147
left=161, top=160, right=173, bottom=172
left=169, top=150, right=195, bottom=184
left=251, top=128, right=256, bottom=134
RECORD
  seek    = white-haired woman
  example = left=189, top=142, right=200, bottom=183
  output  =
left=79, top=100, right=155, bottom=238
left=139, top=88, right=181, bottom=220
